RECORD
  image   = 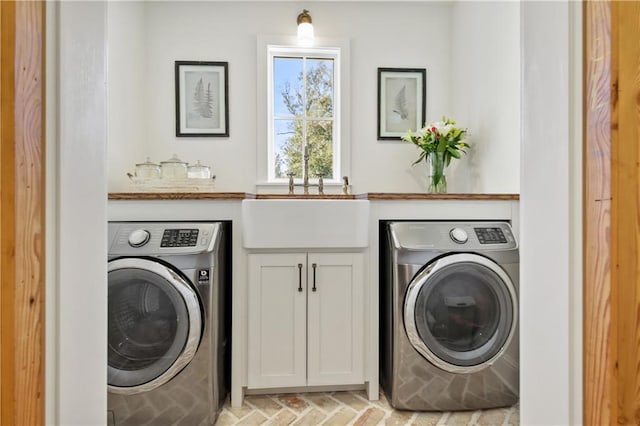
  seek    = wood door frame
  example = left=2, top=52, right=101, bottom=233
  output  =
left=583, top=1, right=612, bottom=424
left=0, top=1, right=45, bottom=425
left=584, top=1, right=640, bottom=424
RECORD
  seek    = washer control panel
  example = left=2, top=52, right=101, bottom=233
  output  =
left=389, top=221, right=517, bottom=251
left=474, top=227, right=508, bottom=244
left=109, top=222, right=220, bottom=255
left=160, top=229, right=199, bottom=247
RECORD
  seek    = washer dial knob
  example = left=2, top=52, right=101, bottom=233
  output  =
left=128, top=229, right=151, bottom=247
left=450, top=227, right=468, bottom=244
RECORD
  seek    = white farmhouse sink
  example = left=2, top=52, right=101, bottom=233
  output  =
left=241, top=199, right=370, bottom=248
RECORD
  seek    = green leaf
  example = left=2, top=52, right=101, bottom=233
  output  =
left=447, top=147, right=461, bottom=159
left=402, top=130, right=413, bottom=143
left=412, top=151, right=426, bottom=165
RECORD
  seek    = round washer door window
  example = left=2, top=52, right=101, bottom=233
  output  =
left=404, top=253, right=517, bottom=374
left=107, top=257, right=202, bottom=395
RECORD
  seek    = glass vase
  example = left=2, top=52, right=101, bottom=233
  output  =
left=428, top=152, right=448, bottom=193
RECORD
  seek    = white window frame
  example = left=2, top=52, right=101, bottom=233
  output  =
left=257, top=35, right=351, bottom=191
left=268, top=46, right=339, bottom=183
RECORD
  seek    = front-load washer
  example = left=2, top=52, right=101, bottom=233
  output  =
left=380, top=221, right=519, bottom=411
left=107, top=222, right=229, bottom=426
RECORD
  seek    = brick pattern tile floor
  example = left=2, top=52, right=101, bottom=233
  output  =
left=215, top=390, right=520, bottom=425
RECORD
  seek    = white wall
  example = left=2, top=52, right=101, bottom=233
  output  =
left=520, top=1, right=581, bottom=424
left=107, top=2, right=147, bottom=186
left=345, top=2, right=453, bottom=193
left=49, top=1, right=108, bottom=424
left=108, top=1, right=520, bottom=194
left=451, top=1, right=520, bottom=193
left=45, top=4, right=58, bottom=423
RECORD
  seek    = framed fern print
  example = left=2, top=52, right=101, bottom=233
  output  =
left=175, top=61, right=229, bottom=137
left=377, top=68, right=426, bottom=140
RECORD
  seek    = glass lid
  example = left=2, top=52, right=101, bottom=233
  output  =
left=160, top=154, right=187, bottom=165
left=187, top=160, right=210, bottom=171
left=135, top=157, right=159, bottom=167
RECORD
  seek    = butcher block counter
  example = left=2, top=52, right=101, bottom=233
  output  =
left=108, top=192, right=519, bottom=200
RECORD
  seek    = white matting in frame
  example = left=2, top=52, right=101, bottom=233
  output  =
left=175, top=61, right=229, bottom=137
left=377, top=67, right=426, bottom=140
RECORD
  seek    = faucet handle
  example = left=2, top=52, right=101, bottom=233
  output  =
left=317, top=174, right=324, bottom=195
left=342, top=176, right=349, bottom=195
left=287, top=173, right=295, bottom=194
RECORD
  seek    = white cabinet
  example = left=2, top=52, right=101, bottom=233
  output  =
left=247, top=253, right=307, bottom=388
left=247, top=252, right=364, bottom=389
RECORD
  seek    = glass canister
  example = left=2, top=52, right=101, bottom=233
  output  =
left=160, top=154, right=188, bottom=179
left=187, top=160, right=212, bottom=179
left=134, top=157, right=161, bottom=178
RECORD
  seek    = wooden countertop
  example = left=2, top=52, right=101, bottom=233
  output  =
left=363, top=193, right=519, bottom=200
left=108, top=192, right=253, bottom=200
left=108, top=192, right=519, bottom=201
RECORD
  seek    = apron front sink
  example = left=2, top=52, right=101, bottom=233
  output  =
left=241, top=199, right=370, bottom=248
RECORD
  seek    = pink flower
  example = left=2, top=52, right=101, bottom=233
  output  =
left=431, top=126, right=437, bottom=133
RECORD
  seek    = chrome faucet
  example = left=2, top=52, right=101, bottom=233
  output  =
left=288, top=173, right=295, bottom=194
left=287, top=145, right=324, bottom=195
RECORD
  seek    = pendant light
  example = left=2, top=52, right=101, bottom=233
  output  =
left=297, top=9, right=314, bottom=46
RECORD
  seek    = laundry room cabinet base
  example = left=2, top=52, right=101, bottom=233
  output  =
left=247, top=252, right=364, bottom=390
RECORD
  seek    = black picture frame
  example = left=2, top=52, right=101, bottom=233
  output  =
left=175, top=61, right=229, bottom=137
left=377, top=67, right=426, bottom=140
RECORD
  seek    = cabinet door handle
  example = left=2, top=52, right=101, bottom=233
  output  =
left=312, top=263, right=317, bottom=292
left=297, top=263, right=303, bottom=292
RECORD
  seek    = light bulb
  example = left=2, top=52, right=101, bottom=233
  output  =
left=297, top=22, right=314, bottom=46
left=296, top=9, right=314, bottom=46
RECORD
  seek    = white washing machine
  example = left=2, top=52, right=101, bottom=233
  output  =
left=380, top=221, right=519, bottom=411
left=107, top=222, right=229, bottom=426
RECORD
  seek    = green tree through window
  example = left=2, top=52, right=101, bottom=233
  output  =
left=273, top=56, right=335, bottom=180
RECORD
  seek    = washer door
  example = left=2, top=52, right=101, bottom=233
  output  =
left=404, top=253, right=517, bottom=374
left=107, top=257, right=202, bottom=394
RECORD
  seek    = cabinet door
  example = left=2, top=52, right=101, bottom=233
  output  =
left=307, top=253, right=364, bottom=385
left=247, top=253, right=307, bottom=388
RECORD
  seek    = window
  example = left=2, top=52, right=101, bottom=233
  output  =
left=268, top=46, right=340, bottom=183
left=257, top=37, right=349, bottom=189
